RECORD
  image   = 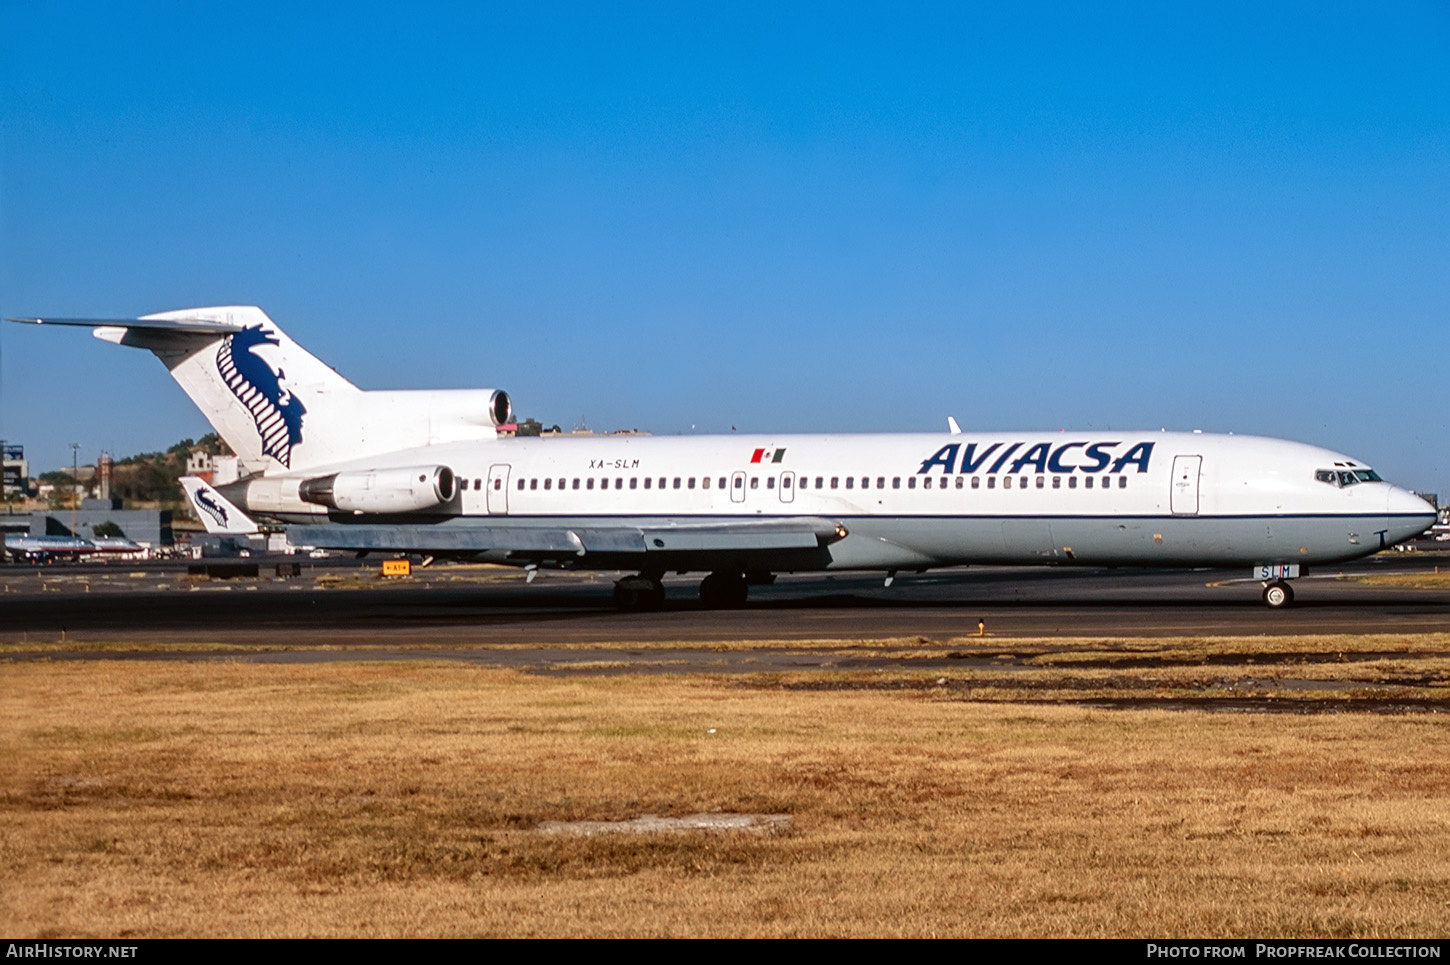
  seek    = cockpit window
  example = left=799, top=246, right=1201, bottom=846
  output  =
left=1316, top=468, right=1382, bottom=487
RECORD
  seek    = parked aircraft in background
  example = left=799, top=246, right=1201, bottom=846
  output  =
left=4, top=534, right=143, bottom=562
left=7, top=307, right=1435, bottom=607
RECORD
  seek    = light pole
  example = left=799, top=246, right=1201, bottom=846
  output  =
left=70, top=442, right=79, bottom=538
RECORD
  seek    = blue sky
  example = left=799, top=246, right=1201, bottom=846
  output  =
left=2, top=2, right=1447, bottom=494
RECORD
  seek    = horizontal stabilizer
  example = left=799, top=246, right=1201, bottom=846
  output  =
left=181, top=476, right=259, bottom=534
left=6, top=315, right=246, bottom=334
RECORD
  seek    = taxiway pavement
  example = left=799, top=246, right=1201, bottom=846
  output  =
left=2, top=555, right=1445, bottom=665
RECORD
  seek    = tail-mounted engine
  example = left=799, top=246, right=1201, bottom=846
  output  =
left=487, top=389, right=513, bottom=426
left=299, top=465, right=457, bottom=514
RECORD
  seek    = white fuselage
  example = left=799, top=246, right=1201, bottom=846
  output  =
left=238, top=429, right=1435, bottom=572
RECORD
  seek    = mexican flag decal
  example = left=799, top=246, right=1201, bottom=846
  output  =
left=750, top=448, right=787, bottom=464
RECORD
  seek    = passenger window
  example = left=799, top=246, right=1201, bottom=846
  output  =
left=702, top=477, right=710, bottom=489
left=644, top=478, right=651, bottom=489
left=718, top=477, right=726, bottom=489
left=630, top=478, right=637, bottom=490
left=494, top=478, right=501, bottom=490
left=474, top=478, right=482, bottom=491
left=1004, top=477, right=1012, bottom=490
left=673, top=478, right=681, bottom=489
left=923, top=478, right=931, bottom=490
left=987, top=477, right=995, bottom=489
left=572, top=479, right=580, bottom=490
left=1036, top=476, right=1044, bottom=489
left=659, top=477, right=667, bottom=489
left=892, top=477, right=901, bottom=489
left=845, top=477, right=853, bottom=489
left=1085, top=476, right=1093, bottom=489
left=616, top=478, right=623, bottom=489
left=907, top=478, right=916, bottom=490
left=689, top=477, right=696, bottom=489
left=783, top=476, right=792, bottom=488
left=971, top=476, right=980, bottom=489
left=816, top=477, right=824, bottom=489
left=877, top=477, right=885, bottom=489
left=544, top=478, right=552, bottom=490
left=530, top=479, right=538, bottom=490
left=1118, top=477, right=1127, bottom=489
left=1067, top=476, right=1076, bottom=489
left=751, top=477, right=760, bottom=489
left=766, top=477, right=774, bottom=489
left=734, top=476, right=743, bottom=489
left=587, top=478, right=594, bottom=490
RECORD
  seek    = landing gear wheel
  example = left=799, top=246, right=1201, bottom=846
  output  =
left=1263, top=581, right=1294, bottom=608
left=699, top=570, right=749, bottom=608
left=614, top=575, right=666, bottom=611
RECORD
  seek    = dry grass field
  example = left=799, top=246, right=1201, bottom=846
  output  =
left=4, top=635, right=1450, bottom=937
left=1344, top=571, right=1450, bottom=590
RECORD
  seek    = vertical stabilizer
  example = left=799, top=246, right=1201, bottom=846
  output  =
left=97, top=306, right=363, bottom=473
left=10, top=306, right=510, bottom=475
left=180, top=476, right=260, bottom=534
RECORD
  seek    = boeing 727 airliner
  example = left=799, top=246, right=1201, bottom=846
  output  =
left=8, top=307, right=1435, bottom=608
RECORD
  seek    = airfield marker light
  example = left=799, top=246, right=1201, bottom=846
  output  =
left=977, top=619, right=985, bottom=637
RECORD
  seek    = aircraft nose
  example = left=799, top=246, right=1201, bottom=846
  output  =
left=1385, top=486, right=1436, bottom=543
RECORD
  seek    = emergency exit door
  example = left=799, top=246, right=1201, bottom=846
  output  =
left=487, top=464, right=511, bottom=515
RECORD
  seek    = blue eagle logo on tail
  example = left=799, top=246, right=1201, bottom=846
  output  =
left=193, top=486, right=230, bottom=528
left=216, top=325, right=306, bottom=467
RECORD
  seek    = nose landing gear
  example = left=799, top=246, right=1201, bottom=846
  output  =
left=1262, top=580, right=1294, bottom=608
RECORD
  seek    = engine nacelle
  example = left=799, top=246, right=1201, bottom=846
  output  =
left=298, top=465, right=457, bottom=514
left=486, top=389, right=513, bottom=427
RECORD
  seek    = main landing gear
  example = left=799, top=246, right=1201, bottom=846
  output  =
left=612, top=569, right=769, bottom=611
left=1262, top=580, right=1295, bottom=608
left=698, top=570, right=749, bottom=608
left=613, top=574, right=665, bottom=611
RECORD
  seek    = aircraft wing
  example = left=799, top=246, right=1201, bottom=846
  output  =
left=285, top=516, right=847, bottom=559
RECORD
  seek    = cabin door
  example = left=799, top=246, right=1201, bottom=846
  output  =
left=1170, top=455, right=1201, bottom=516
left=487, top=464, right=511, bottom=515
